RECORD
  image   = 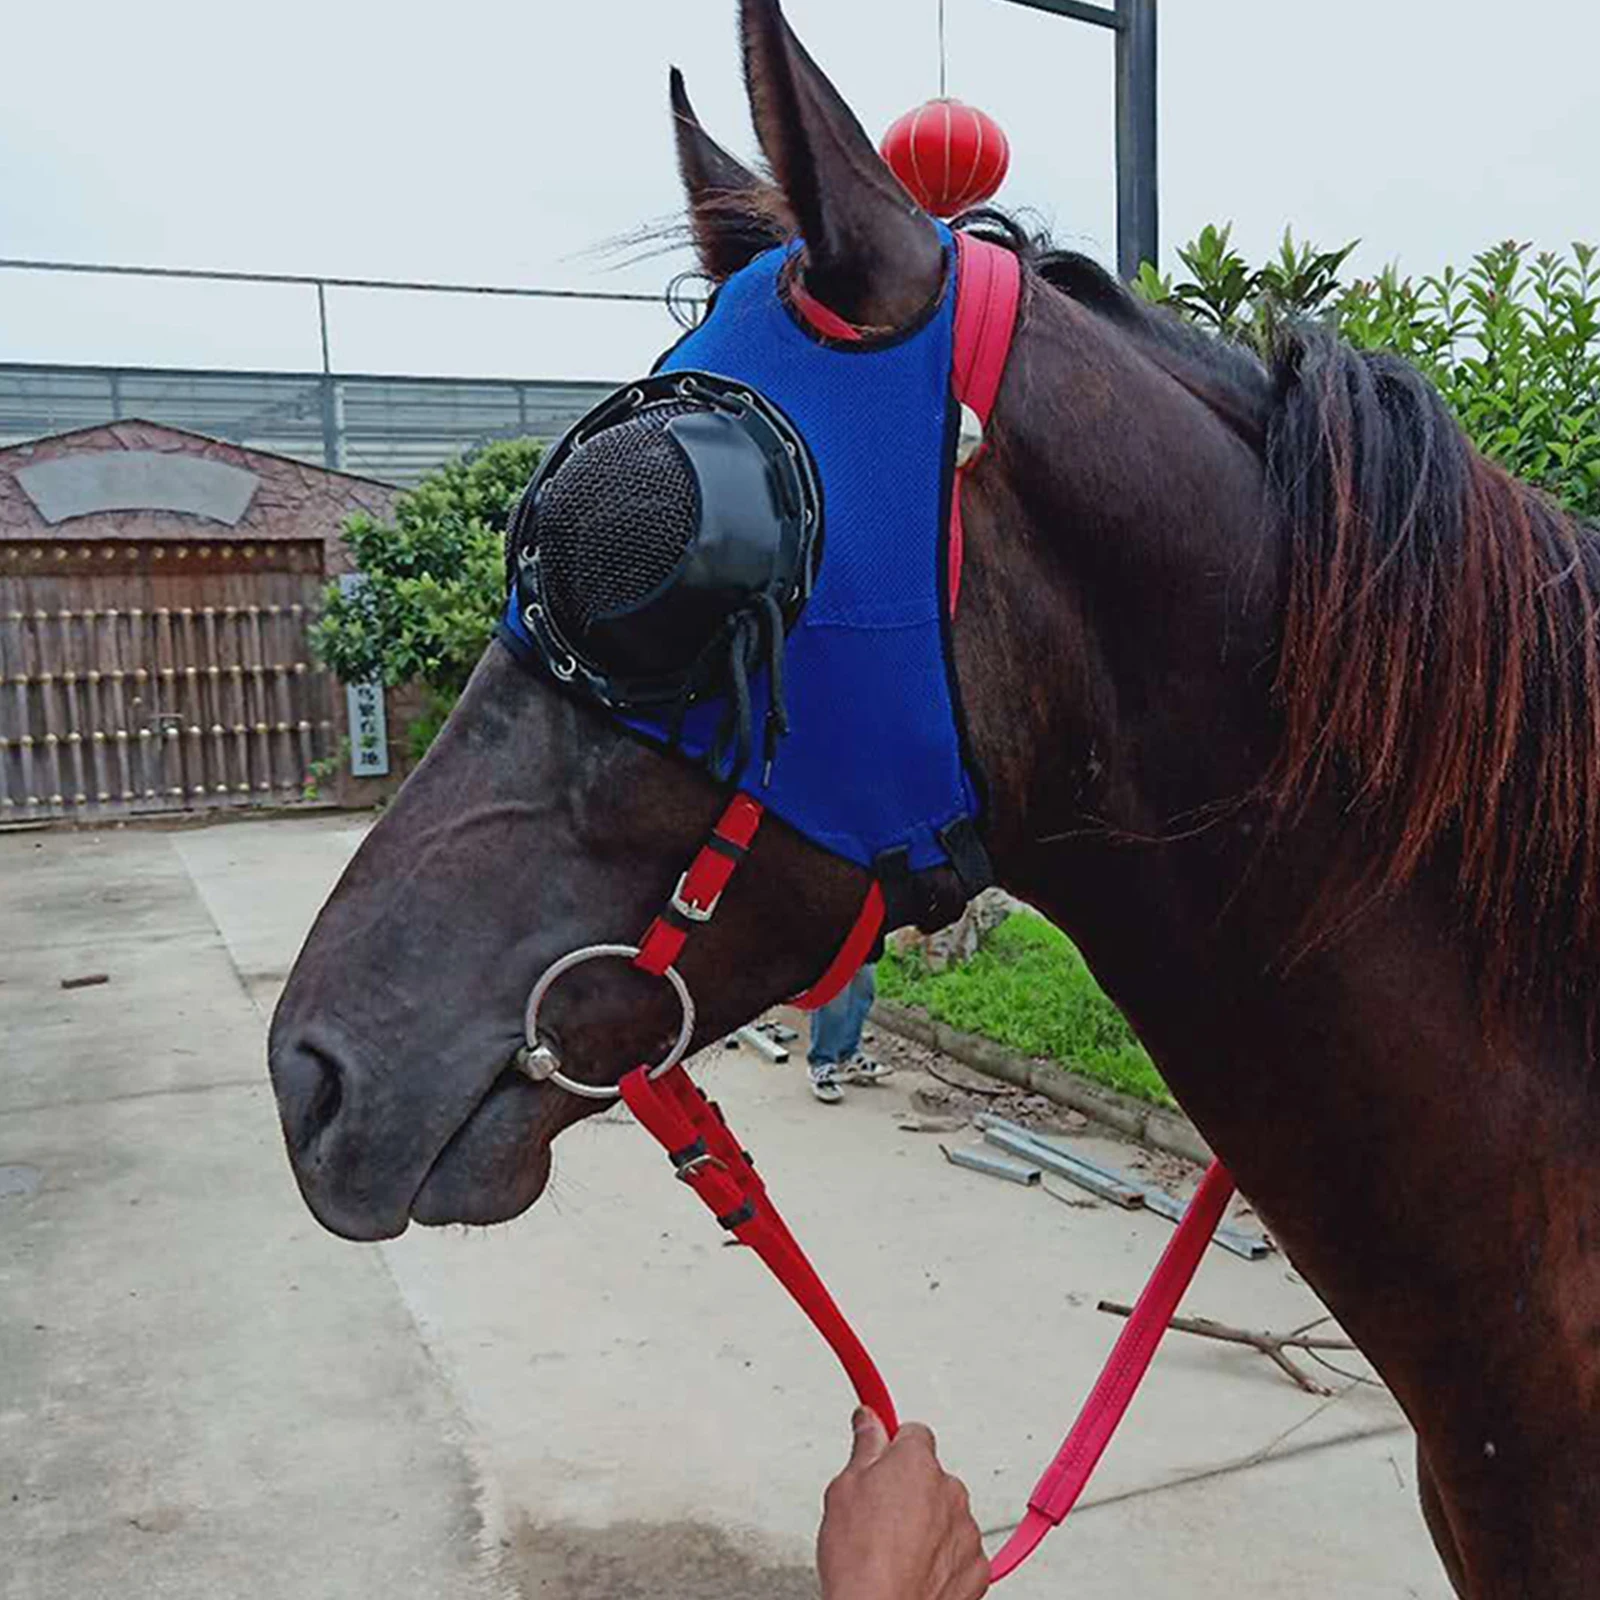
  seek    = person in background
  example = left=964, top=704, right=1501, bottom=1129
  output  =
left=818, top=1408, right=989, bottom=1600
left=806, top=963, right=893, bottom=1103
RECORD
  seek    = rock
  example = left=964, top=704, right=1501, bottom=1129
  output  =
left=892, top=888, right=1017, bottom=971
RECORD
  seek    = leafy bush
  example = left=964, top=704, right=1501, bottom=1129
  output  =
left=311, top=437, right=542, bottom=713
left=1134, top=223, right=1356, bottom=335
left=880, top=913, right=1172, bottom=1107
left=1137, top=225, right=1600, bottom=518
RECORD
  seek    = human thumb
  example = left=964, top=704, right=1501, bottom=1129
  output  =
left=848, top=1406, right=889, bottom=1467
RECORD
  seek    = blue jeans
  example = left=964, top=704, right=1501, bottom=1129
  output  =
left=807, top=965, right=876, bottom=1069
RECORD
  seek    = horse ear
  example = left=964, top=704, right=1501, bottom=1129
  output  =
left=671, top=67, right=792, bottom=283
left=740, top=0, right=943, bottom=327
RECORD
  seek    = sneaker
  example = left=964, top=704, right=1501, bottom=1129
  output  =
left=810, top=1066, right=845, bottom=1104
left=837, top=1052, right=894, bottom=1086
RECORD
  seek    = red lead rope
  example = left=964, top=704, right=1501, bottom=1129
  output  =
left=620, top=797, right=1236, bottom=1581
left=618, top=1062, right=898, bottom=1433
left=617, top=242, right=1224, bottom=1577
left=987, top=1160, right=1236, bottom=1578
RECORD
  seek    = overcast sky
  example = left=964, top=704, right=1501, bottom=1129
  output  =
left=2, top=0, right=1595, bottom=381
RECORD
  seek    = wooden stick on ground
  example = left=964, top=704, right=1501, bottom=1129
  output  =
left=922, top=1060, right=1010, bottom=1098
left=1096, top=1300, right=1361, bottom=1396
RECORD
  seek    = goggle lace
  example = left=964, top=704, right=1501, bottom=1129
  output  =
left=701, top=590, right=791, bottom=785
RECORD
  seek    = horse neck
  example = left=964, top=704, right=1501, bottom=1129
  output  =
left=965, top=311, right=1600, bottom=1588
left=1052, top=849, right=1600, bottom=1589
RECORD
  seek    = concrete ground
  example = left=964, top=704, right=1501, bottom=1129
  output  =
left=0, top=814, right=1453, bottom=1599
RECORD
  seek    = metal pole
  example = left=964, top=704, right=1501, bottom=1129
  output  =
left=314, top=281, right=342, bottom=470
left=1114, top=0, right=1159, bottom=279
left=1000, top=0, right=1117, bottom=26
left=316, top=281, right=332, bottom=375
left=995, top=0, right=1157, bottom=281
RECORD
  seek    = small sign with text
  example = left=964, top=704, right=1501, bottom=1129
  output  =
left=338, top=574, right=390, bottom=778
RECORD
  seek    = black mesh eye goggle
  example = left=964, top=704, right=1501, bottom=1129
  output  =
left=507, top=371, right=824, bottom=778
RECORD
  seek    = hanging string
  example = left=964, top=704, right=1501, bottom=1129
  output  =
left=938, top=0, right=949, bottom=97
left=704, top=598, right=794, bottom=786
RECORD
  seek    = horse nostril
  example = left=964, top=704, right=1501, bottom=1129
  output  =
left=305, top=1046, right=345, bottom=1134
left=272, top=1041, right=346, bottom=1153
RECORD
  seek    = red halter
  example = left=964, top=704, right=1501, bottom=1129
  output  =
left=604, top=238, right=1239, bottom=1581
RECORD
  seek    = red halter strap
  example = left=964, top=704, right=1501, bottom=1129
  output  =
left=636, top=794, right=767, bottom=978
left=625, top=797, right=898, bottom=1420
left=787, top=275, right=865, bottom=344
left=624, top=795, right=1235, bottom=1582
left=948, top=234, right=1021, bottom=615
left=952, top=234, right=1022, bottom=431
left=632, top=795, right=881, bottom=1007
left=790, top=883, right=885, bottom=1011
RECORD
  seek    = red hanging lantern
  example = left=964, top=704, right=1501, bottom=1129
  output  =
left=880, top=98, right=1011, bottom=218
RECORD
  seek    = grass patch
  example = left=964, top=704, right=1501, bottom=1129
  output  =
left=879, top=913, right=1174, bottom=1108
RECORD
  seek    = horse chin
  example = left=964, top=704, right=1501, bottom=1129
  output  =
left=409, top=1067, right=559, bottom=1229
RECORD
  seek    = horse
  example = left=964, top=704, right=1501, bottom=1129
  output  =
left=266, top=2, right=1600, bottom=1593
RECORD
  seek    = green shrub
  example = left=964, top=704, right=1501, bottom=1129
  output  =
left=880, top=913, right=1172, bottom=1107
left=1137, top=226, right=1600, bottom=519
left=311, top=438, right=543, bottom=740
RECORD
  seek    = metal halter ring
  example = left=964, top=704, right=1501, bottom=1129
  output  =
left=519, top=944, right=696, bottom=1100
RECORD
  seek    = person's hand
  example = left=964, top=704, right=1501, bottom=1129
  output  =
left=817, top=1408, right=990, bottom=1600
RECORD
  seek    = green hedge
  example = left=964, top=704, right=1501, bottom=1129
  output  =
left=880, top=914, right=1172, bottom=1108
left=1137, top=225, right=1600, bottom=519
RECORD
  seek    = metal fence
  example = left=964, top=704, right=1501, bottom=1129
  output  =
left=0, top=362, right=618, bottom=486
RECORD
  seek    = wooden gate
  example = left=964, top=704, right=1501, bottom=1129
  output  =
left=0, top=538, right=336, bottom=821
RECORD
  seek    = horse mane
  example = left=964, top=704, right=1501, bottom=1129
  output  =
left=965, top=211, right=1600, bottom=1014
left=685, top=200, right=1600, bottom=1016
left=1265, top=324, right=1600, bottom=1001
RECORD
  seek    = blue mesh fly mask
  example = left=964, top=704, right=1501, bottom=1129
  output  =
left=499, top=229, right=1022, bottom=998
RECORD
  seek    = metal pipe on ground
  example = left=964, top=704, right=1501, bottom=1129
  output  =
left=979, top=1115, right=1271, bottom=1260
left=870, top=1001, right=1213, bottom=1166
left=940, top=1145, right=1042, bottom=1186
left=978, top=1123, right=1146, bottom=1208
left=1134, top=1187, right=1271, bottom=1261
left=735, top=1025, right=790, bottom=1064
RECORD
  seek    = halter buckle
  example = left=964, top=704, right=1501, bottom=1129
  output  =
left=674, top=1152, right=727, bottom=1182
left=670, top=871, right=722, bottom=924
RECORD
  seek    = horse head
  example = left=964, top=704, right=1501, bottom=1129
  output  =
left=267, top=0, right=1282, bottom=1242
